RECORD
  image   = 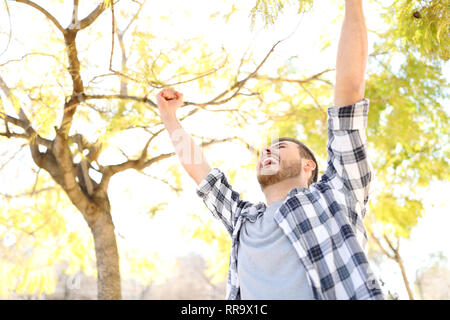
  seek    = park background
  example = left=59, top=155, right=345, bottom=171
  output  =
left=0, top=0, right=448, bottom=299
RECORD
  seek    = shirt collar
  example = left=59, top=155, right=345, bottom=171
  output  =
left=287, top=187, right=308, bottom=197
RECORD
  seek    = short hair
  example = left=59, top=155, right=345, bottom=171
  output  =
left=270, top=137, right=319, bottom=186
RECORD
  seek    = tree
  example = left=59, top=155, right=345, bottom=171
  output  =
left=0, top=0, right=284, bottom=299
left=380, top=0, right=449, bottom=62
left=0, top=163, right=176, bottom=299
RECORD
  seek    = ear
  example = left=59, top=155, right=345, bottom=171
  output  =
left=304, top=159, right=316, bottom=172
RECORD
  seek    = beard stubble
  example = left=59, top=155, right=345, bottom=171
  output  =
left=257, top=158, right=303, bottom=190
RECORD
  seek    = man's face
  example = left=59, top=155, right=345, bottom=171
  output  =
left=256, top=141, right=303, bottom=189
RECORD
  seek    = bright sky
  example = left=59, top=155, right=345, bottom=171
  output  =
left=0, top=0, right=449, bottom=299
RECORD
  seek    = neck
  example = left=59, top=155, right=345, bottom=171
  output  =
left=262, top=176, right=307, bottom=206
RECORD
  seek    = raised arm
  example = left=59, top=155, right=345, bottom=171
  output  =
left=334, top=0, right=368, bottom=107
left=156, top=88, right=212, bottom=185
left=157, top=88, right=254, bottom=235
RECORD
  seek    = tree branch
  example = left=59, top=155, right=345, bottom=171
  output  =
left=78, top=1, right=111, bottom=30
left=368, top=230, right=396, bottom=260
left=0, top=142, right=27, bottom=171
left=71, top=0, right=79, bottom=28
left=109, top=0, right=115, bottom=70
left=83, top=93, right=157, bottom=107
left=60, top=30, right=83, bottom=136
left=0, top=51, right=64, bottom=67
left=98, top=137, right=236, bottom=193
left=0, top=131, right=27, bottom=139
left=120, top=0, right=145, bottom=36
left=254, top=68, right=335, bottom=86
left=0, top=113, right=53, bottom=149
left=297, top=81, right=327, bottom=121
left=158, top=48, right=228, bottom=88
left=0, top=187, right=54, bottom=199
left=0, top=75, right=53, bottom=149
left=15, top=0, right=65, bottom=34
left=72, top=133, right=102, bottom=163
left=180, top=39, right=284, bottom=109
left=383, top=234, right=399, bottom=256
left=142, top=172, right=182, bottom=194
left=73, top=134, right=95, bottom=196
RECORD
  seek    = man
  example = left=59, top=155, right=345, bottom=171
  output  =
left=156, top=0, right=384, bottom=300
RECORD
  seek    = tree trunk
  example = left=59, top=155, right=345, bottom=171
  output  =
left=88, top=205, right=122, bottom=300
left=395, top=256, right=414, bottom=300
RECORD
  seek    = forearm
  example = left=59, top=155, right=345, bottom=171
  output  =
left=334, top=0, right=368, bottom=107
left=161, top=113, right=212, bottom=185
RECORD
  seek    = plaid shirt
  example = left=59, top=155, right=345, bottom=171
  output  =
left=196, top=98, right=384, bottom=300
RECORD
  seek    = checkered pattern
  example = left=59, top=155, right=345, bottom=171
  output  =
left=196, top=98, right=384, bottom=300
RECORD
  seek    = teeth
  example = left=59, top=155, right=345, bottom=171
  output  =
left=262, top=157, right=277, bottom=166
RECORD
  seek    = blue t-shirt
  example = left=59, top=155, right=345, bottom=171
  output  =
left=237, top=200, right=315, bottom=299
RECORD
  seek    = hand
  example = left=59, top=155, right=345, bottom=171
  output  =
left=156, top=88, right=184, bottom=119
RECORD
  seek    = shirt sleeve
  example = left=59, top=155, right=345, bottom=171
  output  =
left=320, top=98, right=373, bottom=218
left=196, top=167, right=253, bottom=236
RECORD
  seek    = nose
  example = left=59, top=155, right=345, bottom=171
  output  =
left=261, top=146, right=278, bottom=161
left=261, top=146, right=272, bottom=157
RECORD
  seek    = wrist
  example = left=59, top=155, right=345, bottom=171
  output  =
left=345, top=0, right=363, bottom=10
left=161, top=113, right=180, bottom=131
left=160, top=110, right=177, bottom=122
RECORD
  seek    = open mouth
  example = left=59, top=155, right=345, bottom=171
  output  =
left=261, top=156, right=279, bottom=168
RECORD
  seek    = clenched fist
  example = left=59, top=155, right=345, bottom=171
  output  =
left=156, top=88, right=184, bottom=120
